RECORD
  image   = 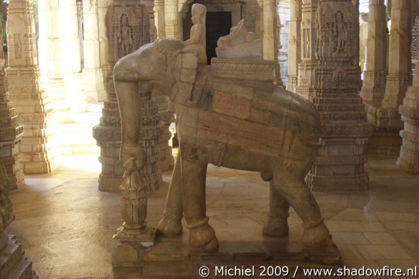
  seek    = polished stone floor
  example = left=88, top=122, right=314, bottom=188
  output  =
left=6, top=155, right=419, bottom=278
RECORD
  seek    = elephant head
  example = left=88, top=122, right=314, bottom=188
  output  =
left=113, top=38, right=198, bottom=162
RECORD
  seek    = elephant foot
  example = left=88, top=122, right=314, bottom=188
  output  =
left=157, top=215, right=182, bottom=237
left=263, top=215, right=289, bottom=237
left=302, top=220, right=331, bottom=248
left=187, top=217, right=219, bottom=253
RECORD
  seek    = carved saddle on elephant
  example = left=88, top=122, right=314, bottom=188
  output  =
left=170, top=52, right=321, bottom=169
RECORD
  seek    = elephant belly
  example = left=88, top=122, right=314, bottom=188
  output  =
left=176, top=105, right=298, bottom=171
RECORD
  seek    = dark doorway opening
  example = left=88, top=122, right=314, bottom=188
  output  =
left=183, top=7, right=232, bottom=64
left=205, top=12, right=232, bottom=64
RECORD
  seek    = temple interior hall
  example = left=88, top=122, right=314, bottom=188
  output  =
left=0, top=0, right=419, bottom=278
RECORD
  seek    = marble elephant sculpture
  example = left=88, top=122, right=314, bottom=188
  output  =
left=114, top=38, right=331, bottom=253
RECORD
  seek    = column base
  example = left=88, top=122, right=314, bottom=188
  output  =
left=306, top=173, right=369, bottom=192
left=98, top=173, right=123, bottom=192
left=366, top=130, right=402, bottom=158
left=111, top=226, right=156, bottom=268
left=307, top=137, right=370, bottom=192
left=397, top=131, right=419, bottom=174
left=0, top=233, right=38, bottom=279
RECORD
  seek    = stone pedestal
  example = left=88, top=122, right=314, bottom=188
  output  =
left=397, top=62, right=419, bottom=173
left=59, top=0, right=87, bottom=113
left=286, top=0, right=301, bottom=93
left=38, top=0, right=71, bottom=123
left=6, top=0, right=58, bottom=174
left=369, top=0, right=413, bottom=157
left=93, top=1, right=165, bottom=192
left=297, top=0, right=372, bottom=191
left=113, top=234, right=341, bottom=279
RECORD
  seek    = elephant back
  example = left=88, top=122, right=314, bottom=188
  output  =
left=206, top=60, right=321, bottom=144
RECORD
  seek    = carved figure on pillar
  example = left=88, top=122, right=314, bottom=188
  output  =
left=117, top=14, right=134, bottom=57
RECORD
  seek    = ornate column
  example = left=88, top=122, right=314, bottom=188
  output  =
left=59, top=0, right=87, bottom=112
left=82, top=0, right=106, bottom=102
left=0, top=164, right=37, bottom=278
left=372, top=0, right=412, bottom=156
left=154, top=0, right=166, bottom=38
left=397, top=62, right=419, bottom=173
left=295, top=0, right=317, bottom=99
left=360, top=0, right=387, bottom=113
left=93, top=1, right=163, bottom=192
left=6, top=0, right=58, bottom=174
left=164, top=0, right=180, bottom=39
left=38, top=0, right=71, bottom=122
left=0, top=24, right=23, bottom=190
left=298, top=0, right=372, bottom=191
left=286, top=0, right=301, bottom=93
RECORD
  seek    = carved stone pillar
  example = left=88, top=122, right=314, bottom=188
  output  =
left=154, top=0, right=166, bottom=38
left=6, top=0, right=58, bottom=174
left=371, top=0, right=412, bottom=156
left=295, top=0, right=317, bottom=100
left=164, top=0, right=180, bottom=39
left=299, top=0, right=372, bottom=191
left=59, top=0, right=87, bottom=113
left=360, top=0, right=387, bottom=115
left=286, top=0, right=301, bottom=93
left=93, top=1, right=163, bottom=192
left=0, top=164, right=37, bottom=278
left=38, top=0, right=71, bottom=122
left=0, top=25, right=23, bottom=190
left=262, top=0, right=282, bottom=86
left=82, top=0, right=106, bottom=102
left=397, top=62, right=419, bottom=173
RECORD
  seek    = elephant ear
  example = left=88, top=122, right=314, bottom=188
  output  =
left=170, top=50, right=199, bottom=105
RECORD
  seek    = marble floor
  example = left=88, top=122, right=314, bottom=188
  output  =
left=6, top=155, right=419, bottom=278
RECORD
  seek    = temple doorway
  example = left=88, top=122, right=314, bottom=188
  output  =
left=183, top=5, right=232, bottom=64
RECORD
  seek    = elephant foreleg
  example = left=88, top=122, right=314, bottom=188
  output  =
left=272, top=163, right=331, bottom=247
left=181, top=157, right=218, bottom=252
left=157, top=155, right=183, bottom=236
left=263, top=183, right=290, bottom=237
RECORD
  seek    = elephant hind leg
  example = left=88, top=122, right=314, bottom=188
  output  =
left=263, top=183, right=290, bottom=237
left=271, top=162, right=331, bottom=248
